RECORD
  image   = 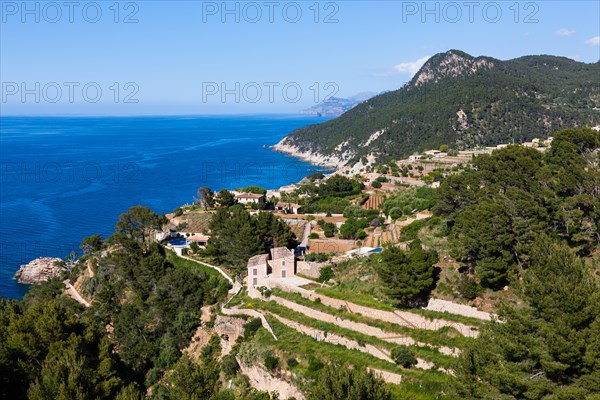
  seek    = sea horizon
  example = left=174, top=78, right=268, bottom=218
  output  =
left=0, top=114, right=331, bottom=299
left=0, top=113, right=324, bottom=118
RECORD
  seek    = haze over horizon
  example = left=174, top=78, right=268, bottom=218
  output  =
left=1, top=1, right=599, bottom=115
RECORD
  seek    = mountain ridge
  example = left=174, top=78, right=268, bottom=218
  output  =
left=275, top=50, right=600, bottom=168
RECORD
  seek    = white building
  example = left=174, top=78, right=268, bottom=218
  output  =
left=235, top=192, right=266, bottom=205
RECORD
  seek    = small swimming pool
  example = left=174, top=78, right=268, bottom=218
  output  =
left=169, top=238, right=187, bottom=246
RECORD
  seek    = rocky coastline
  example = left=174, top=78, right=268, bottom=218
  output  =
left=13, top=257, right=66, bottom=285
left=272, top=138, right=379, bottom=178
left=271, top=138, right=346, bottom=169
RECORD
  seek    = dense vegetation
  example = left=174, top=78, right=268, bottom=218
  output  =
left=280, top=51, right=599, bottom=165
left=0, top=206, right=232, bottom=399
left=376, top=240, right=439, bottom=306
left=296, top=175, right=364, bottom=214
left=435, top=128, right=600, bottom=289
left=454, top=238, right=600, bottom=399
left=381, top=187, right=436, bottom=219
left=306, top=364, right=391, bottom=400
left=0, top=283, right=127, bottom=399
left=202, top=205, right=297, bottom=273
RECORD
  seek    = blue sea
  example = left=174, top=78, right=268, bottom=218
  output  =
left=0, top=115, right=330, bottom=299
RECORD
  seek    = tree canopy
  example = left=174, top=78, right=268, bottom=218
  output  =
left=376, top=240, right=439, bottom=306
left=454, top=238, right=600, bottom=399
left=435, top=128, right=600, bottom=288
left=203, top=207, right=297, bottom=273
left=307, top=363, right=391, bottom=400
left=115, top=206, right=163, bottom=244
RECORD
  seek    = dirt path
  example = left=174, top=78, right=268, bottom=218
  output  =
left=174, top=253, right=234, bottom=284
left=87, top=259, right=95, bottom=277
left=63, top=280, right=91, bottom=307
left=299, top=220, right=313, bottom=248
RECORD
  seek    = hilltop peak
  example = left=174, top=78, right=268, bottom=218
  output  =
left=410, top=50, right=495, bottom=87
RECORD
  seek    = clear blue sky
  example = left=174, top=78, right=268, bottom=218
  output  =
left=1, top=0, right=599, bottom=115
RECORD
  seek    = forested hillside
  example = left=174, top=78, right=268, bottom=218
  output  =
left=0, top=207, right=233, bottom=399
left=277, top=50, right=600, bottom=166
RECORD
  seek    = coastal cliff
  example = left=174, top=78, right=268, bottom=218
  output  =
left=272, top=138, right=348, bottom=169
left=13, top=257, right=65, bottom=285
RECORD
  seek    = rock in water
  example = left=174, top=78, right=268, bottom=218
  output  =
left=13, top=257, right=65, bottom=285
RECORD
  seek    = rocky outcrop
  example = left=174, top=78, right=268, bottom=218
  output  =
left=237, top=357, right=305, bottom=400
left=272, top=139, right=347, bottom=169
left=13, top=257, right=65, bottom=284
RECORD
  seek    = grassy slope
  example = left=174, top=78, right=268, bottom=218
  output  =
left=248, top=318, right=458, bottom=400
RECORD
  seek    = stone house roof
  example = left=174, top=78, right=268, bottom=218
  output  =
left=248, top=254, right=269, bottom=268
left=270, top=247, right=294, bottom=260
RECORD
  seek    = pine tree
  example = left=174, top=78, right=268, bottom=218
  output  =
left=376, top=240, right=438, bottom=306
left=307, top=363, right=391, bottom=400
left=454, top=238, right=600, bottom=399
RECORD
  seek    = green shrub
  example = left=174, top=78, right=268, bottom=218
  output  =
left=307, top=172, right=325, bottom=181
left=391, top=346, right=417, bottom=368
left=343, top=205, right=366, bottom=218
left=263, top=352, right=279, bottom=370
left=221, top=354, right=239, bottom=376
left=307, top=356, right=325, bottom=372
left=239, top=186, right=267, bottom=194
left=377, top=165, right=390, bottom=174
left=257, top=286, right=272, bottom=298
left=323, top=222, right=336, bottom=237
left=244, top=318, right=262, bottom=338
left=287, top=358, right=299, bottom=368
left=317, top=266, right=334, bottom=283
left=457, top=274, right=481, bottom=300
left=400, top=218, right=430, bottom=241
left=309, top=232, right=319, bottom=239
left=305, top=253, right=334, bottom=263
left=201, top=334, right=221, bottom=362
left=355, top=230, right=367, bottom=240
left=371, top=181, right=382, bottom=188
left=389, top=207, right=403, bottom=220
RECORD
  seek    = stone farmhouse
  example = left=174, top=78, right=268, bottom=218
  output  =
left=247, top=247, right=295, bottom=288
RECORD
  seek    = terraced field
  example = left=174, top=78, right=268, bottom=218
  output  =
left=223, top=280, right=488, bottom=398
left=362, top=194, right=385, bottom=210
